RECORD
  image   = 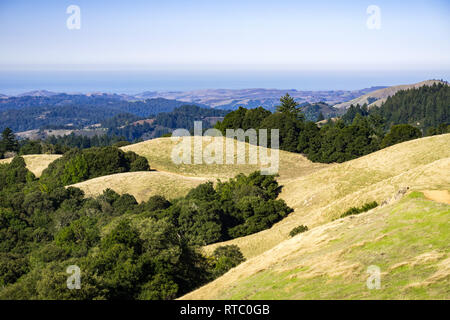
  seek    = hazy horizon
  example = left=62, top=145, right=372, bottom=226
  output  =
left=1, top=0, right=449, bottom=70
left=1, top=0, right=449, bottom=94
left=1, top=69, right=449, bottom=96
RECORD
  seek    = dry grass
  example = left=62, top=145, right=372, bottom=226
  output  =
left=422, top=190, right=450, bottom=205
left=182, top=192, right=450, bottom=300
left=121, top=136, right=328, bottom=183
left=203, top=134, right=450, bottom=259
left=70, top=171, right=209, bottom=202
left=0, top=154, right=61, bottom=177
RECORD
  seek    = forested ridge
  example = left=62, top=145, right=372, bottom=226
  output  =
left=0, top=95, right=208, bottom=132
left=215, top=83, right=449, bottom=163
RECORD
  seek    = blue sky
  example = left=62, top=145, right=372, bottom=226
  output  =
left=0, top=0, right=449, bottom=71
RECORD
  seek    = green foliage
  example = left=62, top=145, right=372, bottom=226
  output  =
left=289, top=225, right=308, bottom=237
left=45, top=133, right=128, bottom=150
left=19, top=140, right=43, bottom=155
left=317, top=112, right=325, bottom=121
left=40, top=147, right=150, bottom=187
left=260, top=112, right=303, bottom=152
left=426, top=123, right=450, bottom=136
left=0, top=128, right=19, bottom=158
left=62, top=154, right=89, bottom=185
left=0, top=157, right=34, bottom=191
left=55, top=217, right=100, bottom=257
left=276, top=93, right=304, bottom=121
left=215, top=87, right=449, bottom=164
left=0, top=253, right=29, bottom=286
left=210, top=245, right=245, bottom=278
left=340, top=201, right=378, bottom=218
left=0, top=152, right=289, bottom=300
left=215, top=106, right=270, bottom=134
left=370, top=83, right=449, bottom=132
left=380, top=124, right=422, bottom=148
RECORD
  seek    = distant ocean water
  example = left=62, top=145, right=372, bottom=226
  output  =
left=0, top=70, right=448, bottom=95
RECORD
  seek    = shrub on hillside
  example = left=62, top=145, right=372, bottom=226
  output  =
left=289, top=225, right=309, bottom=237
left=340, top=201, right=378, bottom=218
left=210, top=245, right=246, bottom=278
left=40, top=147, right=150, bottom=187
left=381, top=124, right=422, bottom=148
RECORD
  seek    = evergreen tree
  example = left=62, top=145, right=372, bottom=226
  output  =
left=381, top=124, right=422, bottom=148
left=0, top=128, right=19, bottom=154
left=276, top=93, right=304, bottom=120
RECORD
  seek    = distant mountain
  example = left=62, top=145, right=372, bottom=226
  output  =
left=133, top=87, right=388, bottom=110
left=301, top=102, right=341, bottom=121
left=17, top=90, right=60, bottom=97
left=0, top=94, right=211, bottom=132
left=333, top=80, right=447, bottom=110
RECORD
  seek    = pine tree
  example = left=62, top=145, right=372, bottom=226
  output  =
left=0, top=128, right=19, bottom=153
left=276, top=93, right=304, bottom=120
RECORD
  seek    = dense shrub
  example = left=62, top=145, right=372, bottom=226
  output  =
left=289, top=225, right=308, bottom=237
left=340, top=201, right=378, bottom=218
left=0, top=156, right=290, bottom=300
left=40, top=147, right=150, bottom=187
left=380, top=124, right=422, bottom=148
left=210, top=245, right=246, bottom=277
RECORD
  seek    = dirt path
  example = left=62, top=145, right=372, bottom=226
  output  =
left=422, top=190, right=450, bottom=205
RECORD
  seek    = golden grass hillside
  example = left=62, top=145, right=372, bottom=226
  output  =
left=333, top=80, right=445, bottom=109
left=121, top=136, right=328, bottom=182
left=70, top=171, right=209, bottom=202
left=204, top=134, right=450, bottom=259
left=182, top=191, right=450, bottom=299
left=0, top=154, right=61, bottom=177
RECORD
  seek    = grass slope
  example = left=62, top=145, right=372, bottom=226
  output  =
left=182, top=192, right=450, bottom=299
left=0, top=154, right=61, bottom=177
left=203, top=134, right=450, bottom=259
left=70, top=171, right=209, bottom=202
left=121, top=136, right=327, bottom=182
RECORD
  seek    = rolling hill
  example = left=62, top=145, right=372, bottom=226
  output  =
left=333, top=80, right=446, bottom=110
left=121, top=136, right=328, bottom=182
left=180, top=134, right=450, bottom=299
left=70, top=171, right=209, bottom=202
left=182, top=191, right=449, bottom=299
left=0, top=131, right=448, bottom=300
left=202, top=134, right=450, bottom=258
left=70, top=136, right=327, bottom=202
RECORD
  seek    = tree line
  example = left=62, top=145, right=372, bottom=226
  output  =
left=0, top=148, right=290, bottom=299
left=214, top=84, right=449, bottom=163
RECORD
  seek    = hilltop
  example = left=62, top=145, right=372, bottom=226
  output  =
left=0, top=154, right=61, bottom=177
left=121, top=136, right=328, bottom=182
left=200, top=134, right=450, bottom=258
left=70, top=136, right=327, bottom=202
left=181, top=134, right=450, bottom=299
left=71, top=171, right=208, bottom=202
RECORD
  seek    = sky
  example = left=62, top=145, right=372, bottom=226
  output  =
left=0, top=0, right=449, bottom=72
